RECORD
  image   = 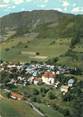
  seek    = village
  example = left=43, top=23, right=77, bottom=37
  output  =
left=0, top=60, right=79, bottom=101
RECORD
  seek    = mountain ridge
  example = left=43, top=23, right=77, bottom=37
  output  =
left=0, top=10, right=83, bottom=39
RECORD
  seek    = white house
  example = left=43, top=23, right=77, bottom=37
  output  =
left=68, top=79, right=74, bottom=87
left=56, top=71, right=60, bottom=75
left=42, top=71, right=56, bottom=85
left=60, top=85, right=69, bottom=95
left=33, top=78, right=39, bottom=85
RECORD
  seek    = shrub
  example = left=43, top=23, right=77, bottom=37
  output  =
left=32, top=88, right=39, bottom=95
left=40, top=87, right=49, bottom=94
left=70, top=31, right=80, bottom=48
left=36, top=52, right=40, bottom=55
left=48, top=91, right=56, bottom=100
left=50, top=41, right=55, bottom=45
left=5, top=48, right=10, bottom=51
left=24, top=45, right=28, bottom=48
left=46, top=57, right=59, bottom=65
left=31, top=96, right=37, bottom=102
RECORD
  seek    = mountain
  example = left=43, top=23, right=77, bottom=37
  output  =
left=0, top=10, right=83, bottom=70
left=0, top=10, right=83, bottom=39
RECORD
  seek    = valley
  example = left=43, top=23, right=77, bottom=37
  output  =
left=0, top=10, right=83, bottom=117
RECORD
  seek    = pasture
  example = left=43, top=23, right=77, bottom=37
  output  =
left=0, top=36, right=71, bottom=62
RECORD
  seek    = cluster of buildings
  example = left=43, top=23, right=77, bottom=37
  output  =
left=0, top=61, right=76, bottom=99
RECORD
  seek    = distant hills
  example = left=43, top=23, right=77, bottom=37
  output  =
left=0, top=10, right=83, bottom=39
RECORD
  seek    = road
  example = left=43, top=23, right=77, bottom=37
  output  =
left=25, top=101, right=45, bottom=117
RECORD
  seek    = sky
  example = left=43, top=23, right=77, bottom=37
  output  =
left=0, top=0, right=83, bottom=17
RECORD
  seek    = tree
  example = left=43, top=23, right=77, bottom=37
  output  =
left=48, top=91, right=56, bottom=100
left=31, top=96, right=37, bottom=102
left=46, top=57, right=59, bottom=65
left=78, top=81, right=83, bottom=88
left=32, top=88, right=39, bottom=95
left=0, top=71, right=10, bottom=83
left=24, top=45, right=28, bottom=48
left=7, top=92, right=11, bottom=98
left=70, top=31, right=80, bottom=48
left=36, top=52, right=40, bottom=55
left=5, top=48, right=10, bottom=51
left=70, top=92, right=83, bottom=117
left=62, top=92, right=73, bottom=102
left=40, top=87, right=49, bottom=94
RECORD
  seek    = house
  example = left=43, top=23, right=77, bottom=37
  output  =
left=54, top=81, right=60, bottom=88
left=7, top=79, right=17, bottom=85
left=7, top=64, right=16, bottom=68
left=60, top=85, right=69, bottom=95
left=33, top=77, right=39, bottom=85
left=10, top=92, right=24, bottom=100
left=32, top=71, right=38, bottom=77
left=28, top=76, right=35, bottom=84
left=0, top=67, right=4, bottom=72
left=68, top=79, right=74, bottom=87
left=17, top=76, right=24, bottom=81
left=42, top=71, right=56, bottom=85
left=28, top=76, right=40, bottom=85
left=56, top=71, right=60, bottom=75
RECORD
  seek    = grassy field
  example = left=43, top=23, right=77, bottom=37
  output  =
left=0, top=36, right=71, bottom=62
left=17, top=84, right=64, bottom=117
left=0, top=35, right=83, bottom=73
left=0, top=35, right=83, bottom=77
left=0, top=98, right=41, bottom=117
left=0, top=36, right=83, bottom=69
left=0, top=85, right=64, bottom=117
left=33, top=103, right=64, bottom=117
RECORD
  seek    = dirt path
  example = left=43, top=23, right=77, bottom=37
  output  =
left=25, top=101, right=45, bottom=117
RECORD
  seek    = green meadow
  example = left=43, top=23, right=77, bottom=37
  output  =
left=0, top=36, right=71, bottom=62
left=0, top=98, right=41, bottom=117
left=0, top=36, right=83, bottom=70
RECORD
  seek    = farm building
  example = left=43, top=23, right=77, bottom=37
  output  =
left=10, top=92, right=24, bottom=100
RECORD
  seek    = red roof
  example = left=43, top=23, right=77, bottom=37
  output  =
left=33, top=77, right=39, bottom=81
left=43, top=71, right=56, bottom=78
left=11, top=92, right=23, bottom=99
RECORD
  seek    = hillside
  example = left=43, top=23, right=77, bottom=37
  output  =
left=0, top=10, right=83, bottom=117
left=0, top=10, right=83, bottom=38
left=0, top=10, right=83, bottom=70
